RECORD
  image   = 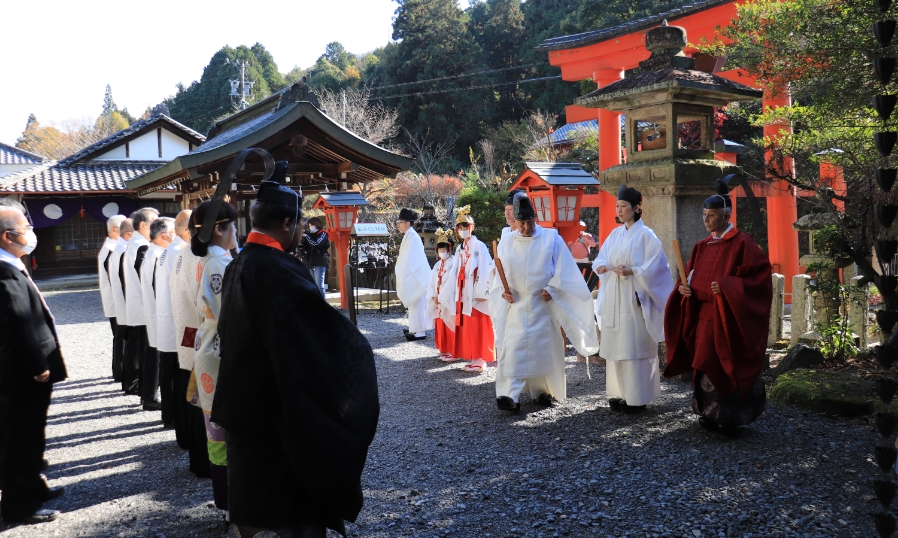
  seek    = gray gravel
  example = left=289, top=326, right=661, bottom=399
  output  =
left=0, top=288, right=883, bottom=537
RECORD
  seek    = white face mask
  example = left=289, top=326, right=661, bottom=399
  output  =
left=9, top=229, right=37, bottom=255
left=309, top=225, right=318, bottom=233
left=458, top=230, right=470, bottom=239
left=439, top=251, right=449, bottom=260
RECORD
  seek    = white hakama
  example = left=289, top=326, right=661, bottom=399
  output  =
left=593, top=219, right=673, bottom=406
left=491, top=226, right=599, bottom=402
left=395, top=226, right=435, bottom=336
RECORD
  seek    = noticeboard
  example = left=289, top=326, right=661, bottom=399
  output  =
left=351, top=222, right=389, bottom=237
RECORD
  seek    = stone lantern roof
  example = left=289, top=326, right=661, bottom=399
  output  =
left=575, top=21, right=762, bottom=110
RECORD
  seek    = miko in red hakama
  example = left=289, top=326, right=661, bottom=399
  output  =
left=664, top=227, right=772, bottom=428
left=432, top=259, right=456, bottom=356
left=451, top=245, right=495, bottom=363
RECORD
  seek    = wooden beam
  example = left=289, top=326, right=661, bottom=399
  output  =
left=237, top=162, right=358, bottom=175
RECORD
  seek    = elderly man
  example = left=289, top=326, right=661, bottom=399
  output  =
left=212, top=171, right=379, bottom=537
left=109, top=219, right=133, bottom=385
left=122, top=208, right=159, bottom=398
left=156, top=211, right=192, bottom=435
left=395, top=208, right=433, bottom=341
left=100, top=215, right=126, bottom=380
left=0, top=207, right=67, bottom=524
left=491, top=193, right=599, bottom=412
left=664, top=179, right=772, bottom=435
left=140, top=218, right=174, bottom=412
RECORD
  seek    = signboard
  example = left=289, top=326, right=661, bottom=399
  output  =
left=351, top=222, right=389, bottom=237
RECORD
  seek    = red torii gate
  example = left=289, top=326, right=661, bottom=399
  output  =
left=540, top=0, right=800, bottom=299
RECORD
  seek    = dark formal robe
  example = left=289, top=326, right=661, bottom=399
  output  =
left=0, top=260, right=68, bottom=521
left=212, top=235, right=380, bottom=534
left=663, top=227, right=772, bottom=399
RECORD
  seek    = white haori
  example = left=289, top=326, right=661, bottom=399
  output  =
left=438, top=236, right=492, bottom=317
left=395, top=227, right=435, bottom=334
left=194, top=245, right=231, bottom=412
left=155, top=236, right=186, bottom=353
left=593, top=219, right=673, bottom=361
left=140, top=244, right=164, bottom=347
left=97, top=237, right=119, bottom=318
left=171, top=246, right=201, bottom=370
left=123, top=234, right=150, bottom=326
left=426, top=256, right=456, bottom=329
left=109, top=238, right=128, bottom=322
left=490, top=226, right=599, bottom=401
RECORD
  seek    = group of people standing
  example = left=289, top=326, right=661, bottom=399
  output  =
left=394, top=179, right=772, bottom=436
left=92, top=162, right=378, bottom=537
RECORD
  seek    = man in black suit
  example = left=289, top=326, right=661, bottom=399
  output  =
left=0, top=207, right=67, bottom=524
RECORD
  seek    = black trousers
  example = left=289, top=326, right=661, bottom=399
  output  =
left=111, top=318, right=125, bottom=383
left=142, top=345, right=160, bottom=404
left=0, top=383, right=51, bottom=522
left=122, top=326, right=146, bottom=394
left=174, top=368, right=191, bottom=449
left=188, top=401, right=211, bottom=478
left=159, top=352, right=178, bottom=426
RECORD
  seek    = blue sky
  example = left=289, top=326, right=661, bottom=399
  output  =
left=0, top=0, right=398, bottom=146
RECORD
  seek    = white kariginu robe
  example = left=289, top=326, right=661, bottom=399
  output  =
left=395, top=226, right=434, bottom=334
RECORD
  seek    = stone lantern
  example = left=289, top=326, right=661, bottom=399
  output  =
left=414, top=203, right=444, bottom=266
left=575, top=20, right=763, bottom=275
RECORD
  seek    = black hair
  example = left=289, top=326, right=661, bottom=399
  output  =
left=190, top=200, right=238, bottom=257
left=149, top=218, right=172, bottom=241
left=308, top=216, right=323, bottom=228
left=250, top=199, right=301, bottom=231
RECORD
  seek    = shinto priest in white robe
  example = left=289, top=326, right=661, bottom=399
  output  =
left=593, top=218, right=673, bottom=406
left=395, top=224, right=434, bottom=335
left=490, top=224, right=599, bottom=402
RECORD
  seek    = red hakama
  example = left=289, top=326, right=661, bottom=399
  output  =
left=434, top=318, right=455, bottom=356
left=452, top=308, right=494, bottom=361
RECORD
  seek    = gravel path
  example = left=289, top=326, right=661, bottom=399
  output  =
left=0, top=288, right=882, bottom=537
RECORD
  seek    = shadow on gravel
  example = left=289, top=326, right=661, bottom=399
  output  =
left=52, top=377, right=117, bottom=389
left=48, top=448, right=148, bottom=479
left=50, top=390, right=132, bottom=404
left=47, top=422, right=165, bottom=448
left=47, top=406, right=144, bottom=424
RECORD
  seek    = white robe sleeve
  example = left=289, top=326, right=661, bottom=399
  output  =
left=629, top=227, right=674, bottom=342
left=545, top=234, right=600, bottom=357
left=395, top=228, right=431, bottom=307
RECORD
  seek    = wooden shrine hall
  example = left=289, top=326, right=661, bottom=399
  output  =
left=126, top=81, right=412, bottom=304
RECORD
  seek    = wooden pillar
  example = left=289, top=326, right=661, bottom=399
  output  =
left=333, top=228, right=352, bottom=310
left=764, top=86, right=799, bottom=303
left=820, top=160, right=846, bottom=212
left=595, top=70, right=624, bottom=245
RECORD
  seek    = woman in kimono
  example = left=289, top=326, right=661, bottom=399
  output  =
left=439, top=206, right=495, bottom=373
left=189, top=200, right=238, bottom=519
left=593, top=185, right=673, bottom=413
left=427, top=228, right=457, bottom=361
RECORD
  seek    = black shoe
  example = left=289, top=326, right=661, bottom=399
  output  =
left=142, top=399, right=162, bottom=411
left=619, top=401, right=646, bottom=414
left=403, top=329, right=409, bottom=335
left=405, top=333, right=426, bottom=341
left=698, top=416, right=719, bottom=431
left=496, top=396, right=520, bottom=414
left=720, top=425, right=744, bottom=438
left=42, top=486, right=64, bottom=501
left=608, top=398, right=622, bottom=412
left=16, top=509, right=60, bottom=524
left=41, top=459, right=49, bottom=471
left=536, top=393, right=553, bottom=407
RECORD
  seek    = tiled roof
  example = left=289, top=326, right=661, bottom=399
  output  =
left=0, top=161, right=165, bottom=193
left=525, top=162, right=599, bottom=185
left=537, top=0, right=730, bottom=52
left=537, top=120, right=598, bottom=147
left=58, top=114, right=205, bottom=166
left=0, top=142, right=47, bottom=165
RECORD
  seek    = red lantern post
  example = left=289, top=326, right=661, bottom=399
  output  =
left=312, top=192, right=369, bottom=310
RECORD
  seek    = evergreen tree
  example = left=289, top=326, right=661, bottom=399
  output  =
left=102, top=84, right=119, bottom=115
left=164, top=43, right=287, bottom=135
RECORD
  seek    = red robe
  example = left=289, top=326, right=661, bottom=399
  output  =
left=663, top=228, right=772, bottom=398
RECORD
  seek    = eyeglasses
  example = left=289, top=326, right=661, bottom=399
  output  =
left=4, top=225, right=33, bottom=234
